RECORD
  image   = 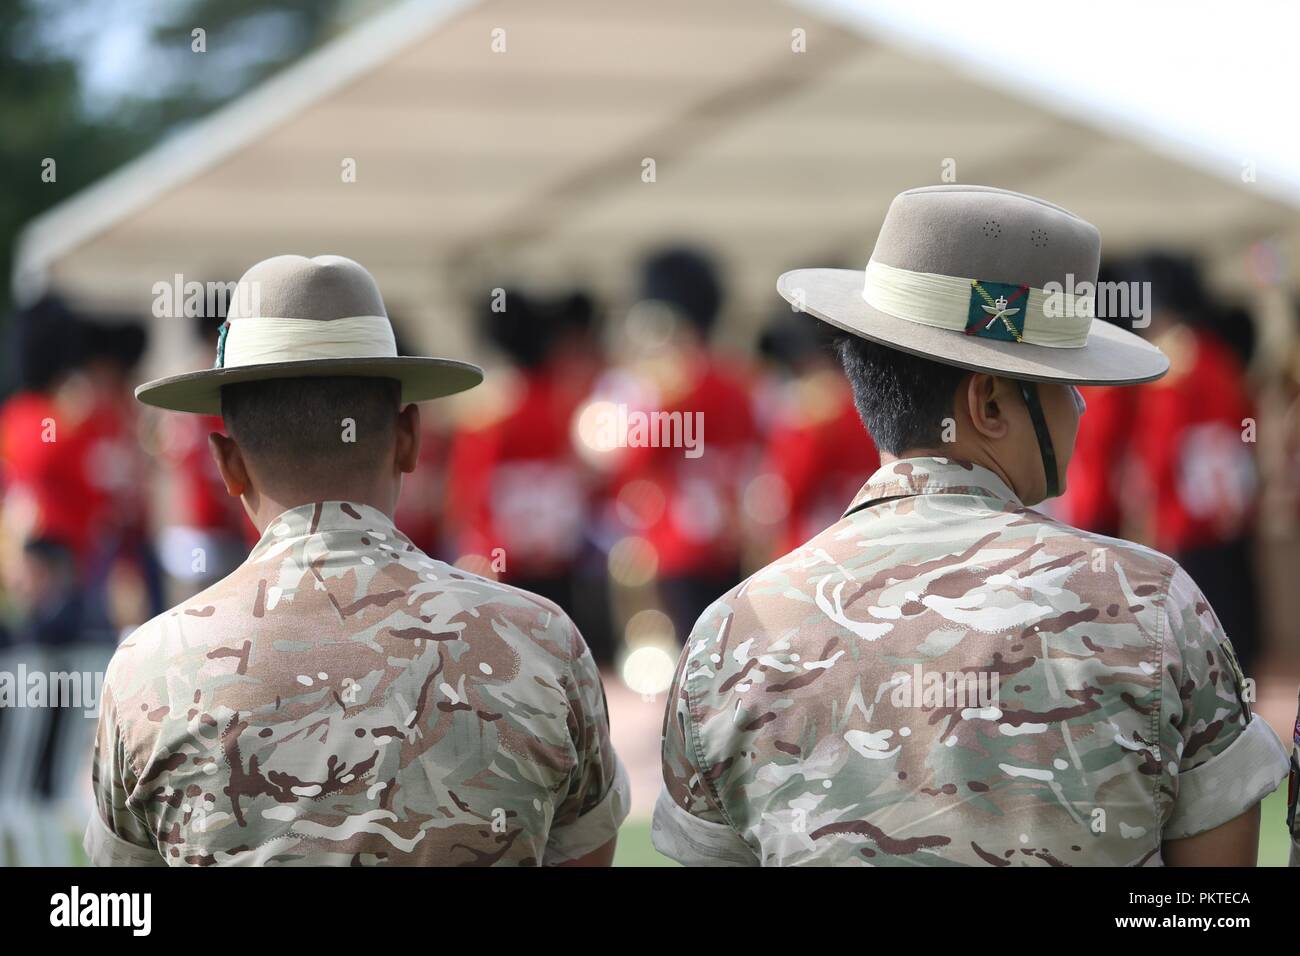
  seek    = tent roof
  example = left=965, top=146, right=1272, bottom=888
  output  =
left=15, top=0, right=1297, bottom=366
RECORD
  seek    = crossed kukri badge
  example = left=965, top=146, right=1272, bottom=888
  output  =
left=966, top=279, right=1030, bottom=343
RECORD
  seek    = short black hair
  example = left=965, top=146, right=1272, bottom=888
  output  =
left=835, top=335, right=968, bottom=454
left=221, top=376, right=401, bottom=478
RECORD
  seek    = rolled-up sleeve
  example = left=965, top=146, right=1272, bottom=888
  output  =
left=1163, top=717, right=1289, bottom=839
left=1160, top=566, right=1289, bottom=839
left=546, top=756, right=631, bottom=863
left=651, top=786, right=755, bottom=866
left=543, top=619, right=631, bottom=863
left=84, top=807, right=165, bottom=868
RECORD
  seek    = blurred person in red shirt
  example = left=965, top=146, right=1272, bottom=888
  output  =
left=445, top=287, right=602, bottom=652
left=0, top=302, right=91, bottom=651
left=392, top=412, right=448, bottom=558
left=0, top=297, right=95, bottom=571
left=752, top=307, right=879, bottom=558
left=74, top=317, right=162, bottom=636
left=1060, top=384, right=1136, bottom=535
left=1127, top=254, right=1261, bottom=675
left=0, top=299, right=160, bottom=642
left=541, top=291, right=617, bottom=662
left=590, top=247, right=759, bottom=645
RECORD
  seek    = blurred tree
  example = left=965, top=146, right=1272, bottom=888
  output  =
left=0, top=1, right=143, bottom=374
left=0, top=0, right=363, bottom=392
left=143, top=0, right=349, bottom=129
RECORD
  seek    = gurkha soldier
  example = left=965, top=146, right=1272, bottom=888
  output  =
left=87, top=255, right=629, bottom=866
left=653, top=186, right=1289, bottom=866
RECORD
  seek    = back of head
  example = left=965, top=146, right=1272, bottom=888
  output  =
left=221, top=375, right=400, bottom=494
left=836, top=335, right=967, bottom=455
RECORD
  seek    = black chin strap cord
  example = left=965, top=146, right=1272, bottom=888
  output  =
left=1019, top=381, right=1060, bottom=499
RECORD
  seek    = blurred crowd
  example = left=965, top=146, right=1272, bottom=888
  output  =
left=3, top=246, right=1300, bottom=700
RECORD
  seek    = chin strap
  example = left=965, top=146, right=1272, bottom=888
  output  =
left=1018, top=381, right=1060, bottom=499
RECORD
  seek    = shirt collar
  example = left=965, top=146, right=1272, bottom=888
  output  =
left=249, top=501, right=409, bottom=559
left=843, top=456, right=1023, bottom=517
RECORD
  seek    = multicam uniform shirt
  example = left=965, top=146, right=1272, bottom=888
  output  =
left=87, top=501, right=629, bottom=866
left=654, top=457, right=1289, bottom=866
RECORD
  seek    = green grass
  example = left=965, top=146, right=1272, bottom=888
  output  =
left=614, top=818, right=678, bottom=867
left=1257, top=786, right=1292, bottom=867
left=614, top=786, right=1295, bottom=867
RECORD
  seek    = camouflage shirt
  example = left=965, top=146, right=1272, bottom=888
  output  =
left=87, top=501, right=628, bottom=866
left=654, top=457, right=1288, bottom=866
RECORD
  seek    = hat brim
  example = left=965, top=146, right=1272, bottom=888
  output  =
left=135, top=356, right=485, bottom=414
left=778, top=268, right=1169, bottom=386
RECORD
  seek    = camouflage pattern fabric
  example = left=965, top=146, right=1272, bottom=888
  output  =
left=87, top=501, right=628, bottom=866
left=1289, top=687, right=1299, bottom=867
left=653, top=457, right=1289, bottom=866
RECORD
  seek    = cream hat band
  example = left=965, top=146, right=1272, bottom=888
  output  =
left=861, top=260, right=1092, bottom=349
left=217, top=315, right=397, bottom=369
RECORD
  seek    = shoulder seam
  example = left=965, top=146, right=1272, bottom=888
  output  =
left=1152, top=560, right=1177, bottom=836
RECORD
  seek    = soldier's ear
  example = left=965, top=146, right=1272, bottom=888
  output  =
left=966, top=374, right=1011, bottom=440
left=208, top=432, right=251, bottom=498
left=395, top=403, right=421, bottom=474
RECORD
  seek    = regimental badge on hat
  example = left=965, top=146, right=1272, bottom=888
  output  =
left=967, top=280, right=1029, bottom=343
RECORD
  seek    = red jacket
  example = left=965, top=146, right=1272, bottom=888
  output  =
left=446, top=367, right=591, bottom=578
left=605, top=353, right=757, bottom=577
left=1129, top=327, right=1257, bottom=553
left=0, top=391, right=96, bottom=559
left=1061, top=385, right=1137, bottom=536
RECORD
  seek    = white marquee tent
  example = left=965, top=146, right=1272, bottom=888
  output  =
left=13, top=0, right=1299, bottom=374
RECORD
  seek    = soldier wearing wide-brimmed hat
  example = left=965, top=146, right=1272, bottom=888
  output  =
left=653, top=186, right=1289, bottom=867
left=88, top=254, right=628, bottom=866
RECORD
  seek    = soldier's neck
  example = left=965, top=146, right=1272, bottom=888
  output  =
left=881, top=447, right=1023, bottom=502
left=242, top=481, right=399, bottom=534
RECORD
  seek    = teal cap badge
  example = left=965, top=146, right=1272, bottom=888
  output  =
left=966, top=280, right=1030, bottom=343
